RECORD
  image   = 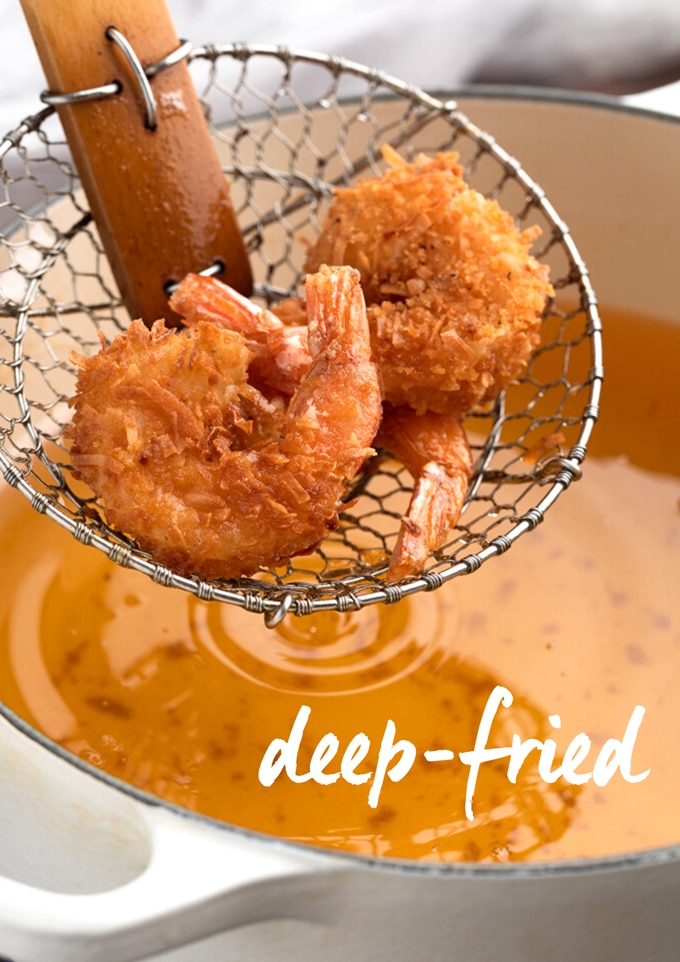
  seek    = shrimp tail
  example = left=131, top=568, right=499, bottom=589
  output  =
left=377, top=405, right=473, bottom=581
left=170, top=272, right=310, bottom=395
left=284, top=265, right=381, bottom=478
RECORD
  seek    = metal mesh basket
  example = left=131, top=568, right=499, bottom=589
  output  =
left=0, top=44, right=602, bottom=626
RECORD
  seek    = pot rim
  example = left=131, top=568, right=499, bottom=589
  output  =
left=2, top=82, right=679, bottom=883
left=441, top=79, right=680, bottom=126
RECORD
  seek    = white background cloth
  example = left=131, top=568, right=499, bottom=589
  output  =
left=1, top=0, right=680, bottom=136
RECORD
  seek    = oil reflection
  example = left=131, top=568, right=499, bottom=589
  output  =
left=0, top=503, right=580, bottom=864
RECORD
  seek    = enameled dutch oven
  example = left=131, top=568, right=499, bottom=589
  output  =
left=0, top=86, right=679, bottom=962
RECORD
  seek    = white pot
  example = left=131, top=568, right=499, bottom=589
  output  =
left=1, top=87, right=679, bottom=962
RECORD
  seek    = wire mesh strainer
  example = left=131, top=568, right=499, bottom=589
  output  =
left=0, top=43, right=602, bottom=626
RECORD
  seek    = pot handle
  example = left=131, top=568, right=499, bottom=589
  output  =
left=0, top=803, right=336, bottom=962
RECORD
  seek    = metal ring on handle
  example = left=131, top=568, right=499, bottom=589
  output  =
left=145, top=38, right=194, bottom=78
left=41, top=81, right=122, bottom=107
left=163, top=259, right=225, bottom=296
left=105, top=26, right=158, bottom=129
left=39, top=32, right=193, bottom=130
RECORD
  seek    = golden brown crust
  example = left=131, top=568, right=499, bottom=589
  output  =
left=66, top=267, right=381, bottom=580
left=305, top=150, right=552, bottom=414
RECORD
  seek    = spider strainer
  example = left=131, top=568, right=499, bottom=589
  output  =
left=0, top=43, right=602, bottom=626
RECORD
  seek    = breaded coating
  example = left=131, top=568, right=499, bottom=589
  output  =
left=66, top=267, right=381, bottom=580
left=305, top=148, right=552, bottom=414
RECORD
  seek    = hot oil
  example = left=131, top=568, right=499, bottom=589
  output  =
left=0, top=306, right=678, bottom=864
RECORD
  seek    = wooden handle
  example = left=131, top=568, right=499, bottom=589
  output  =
left=20, top=0, right=252, bottom=325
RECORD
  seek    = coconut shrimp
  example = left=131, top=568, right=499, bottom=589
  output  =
left=168, top=272, right=475, bottom=582
left=171, top=149, right=552, bottom=417
left=166, top=147, right=551, bottom=581
left=67, top=265, right=381, bottom=580
left=304, top=146, right=553, bottom=416
left=377, top=406, right=473, bottom=581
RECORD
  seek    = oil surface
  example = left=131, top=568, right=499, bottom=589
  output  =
left=0, top=306, right=678, bottom=864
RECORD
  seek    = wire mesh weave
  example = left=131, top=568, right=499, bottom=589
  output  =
left=0, top=44, right=602, bottom=625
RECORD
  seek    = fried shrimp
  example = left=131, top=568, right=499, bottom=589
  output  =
left=377, top=405, right=473, bottom=580
left=163, top=147, right=552, bottom=582
left=67, top=265, right=381, bottom=580
left=304, top=146, right=553, bottom=415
